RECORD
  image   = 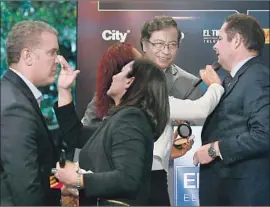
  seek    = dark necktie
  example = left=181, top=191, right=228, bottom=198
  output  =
left=223, top=75, right=233, bottom=91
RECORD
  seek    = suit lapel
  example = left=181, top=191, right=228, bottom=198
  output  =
left=3, top=70, right=54, bottom=145
left=221, top=56, right=261, bottom=100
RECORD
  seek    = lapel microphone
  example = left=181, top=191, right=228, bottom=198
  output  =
left=184, top=61, right=221, bottom=99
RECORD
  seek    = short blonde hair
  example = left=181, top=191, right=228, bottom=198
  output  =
left=6, top=20, right=58, bottom=65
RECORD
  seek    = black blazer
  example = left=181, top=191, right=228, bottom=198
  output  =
left=200, top=57, right=270, bottom=206
left=0, top=70, right=60, bottom=205
left=54, top=103, right=154, bottom=206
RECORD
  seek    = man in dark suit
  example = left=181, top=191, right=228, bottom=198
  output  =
left=1, top=21, right=61, bottom=205
left=194, top=13, right=269, bottom=206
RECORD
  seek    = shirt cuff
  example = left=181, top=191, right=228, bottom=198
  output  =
left=216, top=141, right=223, bottom=160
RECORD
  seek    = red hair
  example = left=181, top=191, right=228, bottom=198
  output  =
left=96, top=43, right=138, bottom=119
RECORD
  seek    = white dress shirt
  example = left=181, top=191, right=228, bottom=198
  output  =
left=152, top=83, right=225, bottom=172
left=230, top=56, right=255, bottom=78
left=9, top=68, right=42, bottom=106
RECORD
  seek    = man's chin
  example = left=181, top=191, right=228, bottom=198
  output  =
left=49, top=77, right=56, bottom=84
left=156, top=59, right=172, bottom=69
left=157, top=63, right=170, bottom=70
left=41, top=77, right=56, bottom=87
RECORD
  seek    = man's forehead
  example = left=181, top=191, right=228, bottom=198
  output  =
left=220, top=23, right=227, bottom=33
left=150, top=28, right=178, bottom=41
left=39, top=33, right=59, bottom=50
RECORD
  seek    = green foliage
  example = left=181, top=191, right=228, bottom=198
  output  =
left=1, top=0, right=77, bottom=73
left=1, top=1, right=77, bottom=129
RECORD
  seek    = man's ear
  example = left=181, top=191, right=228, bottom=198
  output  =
left=141, top=40, right=148, bottom=53
left=233, top=33, right=242, bottom=49
left=21, top=48, right=33, bottom=66
left=125, top=77, right=135, bottom=89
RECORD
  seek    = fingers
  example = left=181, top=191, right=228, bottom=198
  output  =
left=187, top=139, right=194, bottom=146
left=205, top=65, right=221, bottom=78
left=57, top=55, right=81, bottom=80
left=188, top=135, right=195, bottom=141
left=200, top=64, right=222, bottom=85
left=175, top=120, right=185, bottom=125
left=183, top=140, right=193, bottom=151
left=199, top=69, right=206, bottom=79
left=54, top=169, right=64, bottom=182
left=61, top=185, right=70, bottom=196
left=57, top=55, right=72, bottom=72
left=59, top=67, right=80, bottom=80
left=193, top=156, right=199, bottom=166
left=193, top=152, right=199, bottom=166
left=200, top=65, right=214, bottom=78
left=56, top=161, right=78, bottom=170
left=73, top=70, right=81, bottom=77
left=57, top=55, right=66, bottom=69
left=54, top=172, right=59, bottom=180
left=186, top=135, right=195, bottom=148
left=173, top=129, right=178, bottom=139
left=188, top=140, right=194, bottom=150
left=56, top=162, right=60, bottom=169
left=61, top=185, right=79, bottom=197
left=180, top=138, right=194, bottom=151
left=67, top=187, right=79, bottom=197
left=205, top=64, right=215, bottom=72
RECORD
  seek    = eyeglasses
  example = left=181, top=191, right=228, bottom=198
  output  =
left=146, top=40, right=179, bottom=51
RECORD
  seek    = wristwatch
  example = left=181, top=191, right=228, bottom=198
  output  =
left=208, top=142, right=217, bottom=159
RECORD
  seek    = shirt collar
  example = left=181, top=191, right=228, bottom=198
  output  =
left=230, top=56, right=255, bottom=78
left=163, top=67, right=168, bottom=73
left=9, top=68, right=42, bottom=101
left=163, top=65, right=174, bottom=74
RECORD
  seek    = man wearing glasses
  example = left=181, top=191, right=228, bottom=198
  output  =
left=140, top=16, right=202, bottom=206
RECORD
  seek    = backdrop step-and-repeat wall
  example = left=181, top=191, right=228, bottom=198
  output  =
left=77, top=1, right=269, bottom=206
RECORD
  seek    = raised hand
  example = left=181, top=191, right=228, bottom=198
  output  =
left=200, top=65, right=222, bottom=86
left=57, top=55, right=80, bottom=90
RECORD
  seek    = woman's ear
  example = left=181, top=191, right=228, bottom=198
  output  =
left=125, top=77, right=135, bottom=89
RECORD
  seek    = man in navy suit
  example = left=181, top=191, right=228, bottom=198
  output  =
left=194, top=13, right=269, bottom=206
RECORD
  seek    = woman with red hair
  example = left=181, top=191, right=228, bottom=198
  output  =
left=81, top=43, right=141, bottom=127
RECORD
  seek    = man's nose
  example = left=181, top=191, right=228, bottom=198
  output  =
left=213, top=43, right=217, bottom=51
left=162, top=45, right=170, bottom=54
